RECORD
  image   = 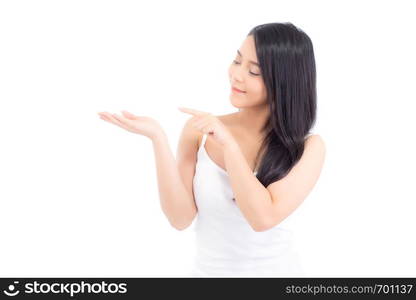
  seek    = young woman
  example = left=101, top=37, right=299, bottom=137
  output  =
left=98, top=22, right=326, bottom=277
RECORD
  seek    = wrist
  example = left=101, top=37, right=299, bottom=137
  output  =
left=151, top=130, right=167, bottom=144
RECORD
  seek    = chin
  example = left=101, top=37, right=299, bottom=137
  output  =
left=229, top=94, right=247, bottom=108
left=229, top=99, right=244, bottom=110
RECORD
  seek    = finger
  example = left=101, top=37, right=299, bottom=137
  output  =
left=98, top=113, right=109, bottom=121
left=105, top=115, right=127, bottom=129
left=178, top=107, right=209, bottom=116
left=98, top=112, right=109, bottom=120
left=99, top=115, right=110, bottom=122
left=189, top=115, right=208, bottom=129
left=197, top=124, right=211, bottom=133
left=100, top=112, right=131, bottom=131
left=193, top=118, right=211, bottom=130
left=203, top=127, right=215, bottom=134
left=194, top=114, right=215, bottom=125
left=197, top=121, right=215, bottom=133
left=195, top=120, right=214, bottom=134
left=121, top=110, right=138, bottom=120
left=98, top=112, right=116, bottom=122
left=113, top=113, right=134, bottom=127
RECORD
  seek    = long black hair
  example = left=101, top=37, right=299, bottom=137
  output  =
left=249, top=22, right=317, bottom=187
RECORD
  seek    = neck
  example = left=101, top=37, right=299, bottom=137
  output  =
left=236, top=104, right=270, bottom=136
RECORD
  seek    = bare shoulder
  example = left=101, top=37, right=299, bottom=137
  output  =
left=305, top=134, right=326, bottom=156
left=305, top=134, right=325, bottom=145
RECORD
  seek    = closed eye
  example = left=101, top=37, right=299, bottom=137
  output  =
left=232, top=60, right=260, bottom=76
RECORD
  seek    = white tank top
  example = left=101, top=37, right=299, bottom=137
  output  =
left=189, top=133, right=306, bottom=277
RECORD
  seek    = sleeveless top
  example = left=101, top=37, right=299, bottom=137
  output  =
left=189, top=133, right=306, bottom=277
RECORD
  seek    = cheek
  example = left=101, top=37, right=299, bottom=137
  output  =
left=247, top=80, right=263, bottom=95
left=259, top=83, right=267, bottom=99
left=247, top=81, right=267, bottom=103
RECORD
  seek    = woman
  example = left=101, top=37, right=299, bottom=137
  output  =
left=98, top=22, right=326, bottom=277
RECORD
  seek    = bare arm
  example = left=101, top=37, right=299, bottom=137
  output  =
left=223, top=135, right=326, bottom=232
left=97, top=110, right=198, bottom=231
left=151, top=124, right=198, bottom=230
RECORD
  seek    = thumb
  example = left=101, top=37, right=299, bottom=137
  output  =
left=121, top=110, right=138, bottom=120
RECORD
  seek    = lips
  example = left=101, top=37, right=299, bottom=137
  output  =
left=232, top=87, right=246, bottom=93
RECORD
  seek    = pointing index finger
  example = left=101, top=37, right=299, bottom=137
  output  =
left=178, top=107, right=208, bottom=116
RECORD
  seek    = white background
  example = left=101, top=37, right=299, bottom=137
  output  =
left=0, top=0, right=415, bottom=277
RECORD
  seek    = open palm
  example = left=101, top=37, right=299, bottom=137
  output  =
left=98, top=110, right=163, bottom=140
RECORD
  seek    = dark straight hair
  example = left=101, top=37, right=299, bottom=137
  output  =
left=248, top=22, right=317, bottom=187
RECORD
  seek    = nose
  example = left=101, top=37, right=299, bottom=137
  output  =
left=230, top=67, right=244, bottom=84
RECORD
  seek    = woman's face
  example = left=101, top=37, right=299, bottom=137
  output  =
left=228, top=35, right=267, bottom=109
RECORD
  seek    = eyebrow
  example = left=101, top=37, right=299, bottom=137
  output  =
left=237, top=50, right=259, bottom=66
